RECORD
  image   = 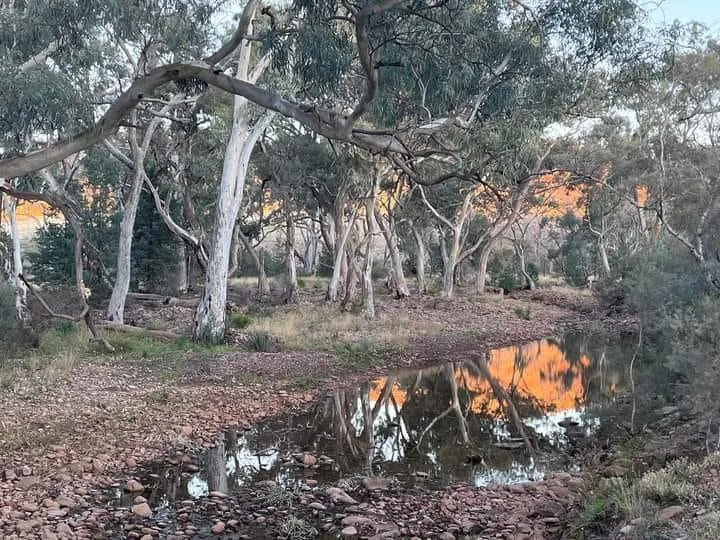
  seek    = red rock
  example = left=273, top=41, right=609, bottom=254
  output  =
left=179, top=426, right=193, bottom=437
left=56, top=495, right=76, bottom=509
left=16, top=476, right=40, bottom=490
left=657, top=506, right=683, bottom=522
left=16, top=519, right=39, bottom=532
left=132, top=503, right=152, bottom=518
left=21, top=502, right=39, bottom=512
left=302, top=453, right=317, bottom=467
left=211, top=522, right=225, bottom=534
left=341, top=526, right=358, bottom=537
left=125, top=479, right=144, bottom=492
left=125, top=457, right=138, bottom=468
left=57, top=523, right=73, bottom=536
left=140, top=535, right=153, bottom=540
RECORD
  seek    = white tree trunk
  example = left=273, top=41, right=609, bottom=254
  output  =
left=327, top=203, right=359, bottom=302
left=362, top=186, right=379, bottom=318
left=412, top=226, right=427, bottom=294
left=173, top=239, right=188, bottom=295
left=303, top=218, right=320, bottom=275
left=476, top=242, right=493, bottom=293
left=599, top=238, right=611, bottom=277
left=285, top=213, right=298, bottom=304
left=441, top=231, right=461, bottom=298
left=6, top=195, right=28, bottom=322
left=375, top=208, right=410, bottom=298
left=107, top=167, right=145, bottom=323
left=193, top=6, right=270, bottom=343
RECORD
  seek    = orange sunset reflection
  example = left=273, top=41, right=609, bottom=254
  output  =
left=369, top=339, right=597, bottom=419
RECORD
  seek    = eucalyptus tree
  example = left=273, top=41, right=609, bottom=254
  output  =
left=0, top=0, right=651, bottom=341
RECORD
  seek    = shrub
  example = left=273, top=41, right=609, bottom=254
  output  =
left=245, top=331, right=281, bottom=352
left=229, top=312, right=253, bottom=329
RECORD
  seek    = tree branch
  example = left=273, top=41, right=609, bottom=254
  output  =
left=0, top=62, right=412, bottom=179
left=19, top=41, right=60, bottom=73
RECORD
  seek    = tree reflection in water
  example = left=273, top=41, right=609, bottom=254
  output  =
left=118, top=333, right=642, bottom=507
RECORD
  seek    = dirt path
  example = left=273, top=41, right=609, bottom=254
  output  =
left=0, top=289, right=632, bottom=539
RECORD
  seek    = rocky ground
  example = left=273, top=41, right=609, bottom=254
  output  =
left=0, top=288, right=646, bottom=539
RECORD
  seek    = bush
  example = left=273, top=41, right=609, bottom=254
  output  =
left=229, top=312, right=253, bottom=329
left=245, top=331, right=281, bottom=352
left=488, top=249, right=522, bottom=292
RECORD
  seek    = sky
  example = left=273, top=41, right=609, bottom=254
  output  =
left=648, top=0, right=720, bottom=28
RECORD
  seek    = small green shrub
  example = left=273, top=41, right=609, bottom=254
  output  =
left=245, top=331, right=281, bottom=352
left=297, top=277, right=307, bottom=289
left=229, top=312, right=253, bottom=329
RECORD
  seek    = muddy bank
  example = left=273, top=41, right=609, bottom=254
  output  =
left=0, top=290, right=633, bottom=538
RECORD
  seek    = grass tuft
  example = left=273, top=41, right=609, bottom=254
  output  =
left=244, top=331, right=282, bottom=352
left=229, top=312, right=253, bottom=329
left=278, top=515, right=318, bottom=540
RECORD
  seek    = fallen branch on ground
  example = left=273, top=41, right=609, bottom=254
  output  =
left=98, top=322, right=182, bottom=342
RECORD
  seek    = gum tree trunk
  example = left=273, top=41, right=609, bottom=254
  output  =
left=412, top=226, right=427, bottom=294
left=6, top=195, right=28, bottom=322
left=375, top=208, right=410, bottom=298
left=441, top=231, right=461, bottom=298
left=193, top=3, right=270, bottom=343
left=237, top=230, right=270, bottom=294
left=362, top=183, right=379, bottom=318
left=107, top=163, right=144, bottom=323
left=285, top=212, right=298, bottom=304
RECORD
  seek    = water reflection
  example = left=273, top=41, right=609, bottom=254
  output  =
left=117, top=333, right=636, bottom=507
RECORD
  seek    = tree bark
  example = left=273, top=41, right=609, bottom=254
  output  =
left=6, top=195, right=28, bottom=323
left=412, top=225, right=427, bottom=294
left=475, top=241, right=493, bottom=293
left=441, top=231, right=461, bottom=298
left=106, top=165, right=145, bottom=323
left=172, top=239, right=188, bottom=295
left=303, top=217, right=320, bottom=275
left=193, top=3, right=270, bottom=343
left=375, top=208, right=410, bottom=298
left=516, top=241, right=536, bottom=290
left=598, top=238, right=611, bottom=277
left=228, top=224, right=241, bottom=278
left=342, top=242, right=361, bottom=311
left=327, top=201, right=360, bottom=302
left=362, top=183, right=379, bottom=318
left=285, top=212, right=298, bottom=304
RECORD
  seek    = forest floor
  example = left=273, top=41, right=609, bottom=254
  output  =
left=0, top=285, right=714, bottom=539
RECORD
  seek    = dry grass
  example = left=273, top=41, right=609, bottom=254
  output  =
left=246, top=301, right=444, bottom=351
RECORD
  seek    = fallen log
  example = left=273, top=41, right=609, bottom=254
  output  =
left=99, top=322, right=182, bottom=342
